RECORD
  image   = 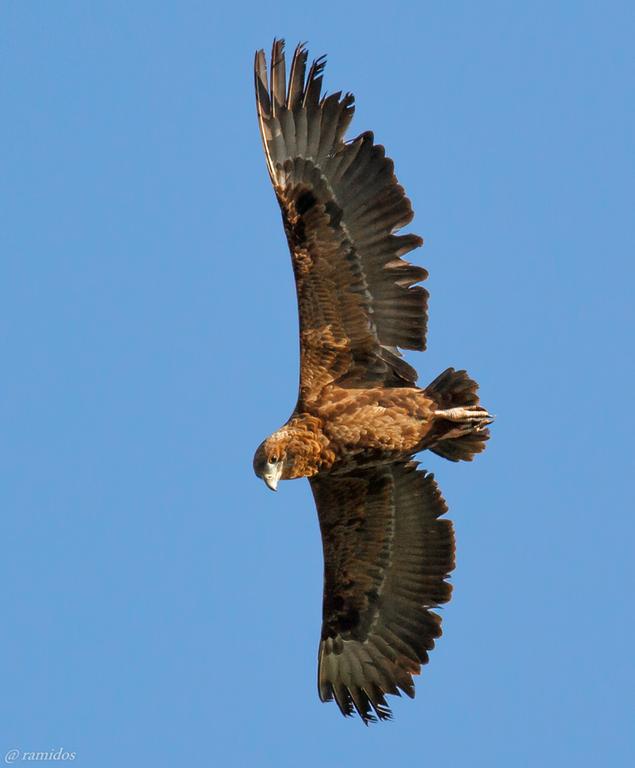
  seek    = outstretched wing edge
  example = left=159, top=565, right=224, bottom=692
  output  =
left=255, top=40, right=429, bottom=392
left=310, top=461, right=455, bottom=723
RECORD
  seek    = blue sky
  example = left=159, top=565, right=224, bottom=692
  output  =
left=2, top=2, right=634, bottom=766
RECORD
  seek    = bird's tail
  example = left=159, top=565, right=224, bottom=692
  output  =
left=424, top=368, right=492, bottom=462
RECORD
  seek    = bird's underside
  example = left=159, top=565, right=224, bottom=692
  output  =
left=315, top=383, right=492, bottom=467
left=252, top=40, right=493, bottom=723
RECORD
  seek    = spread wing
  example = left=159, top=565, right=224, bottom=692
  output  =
left=255, top=40, right=429, bottom=400
left=310, top=462, right=455, bottom=723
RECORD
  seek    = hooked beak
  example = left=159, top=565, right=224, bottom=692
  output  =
left=262, top=460, right=283, bottom=492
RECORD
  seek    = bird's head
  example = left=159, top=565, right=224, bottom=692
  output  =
left=252, top=431, right=293, bottom=491
left=253, top=419, right=329, bottom=491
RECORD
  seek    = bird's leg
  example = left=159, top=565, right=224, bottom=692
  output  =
left=434, top=406, right=494, bottom=436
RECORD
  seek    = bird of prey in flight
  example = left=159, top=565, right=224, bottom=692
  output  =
left=253, top=40, right=493, bottom=723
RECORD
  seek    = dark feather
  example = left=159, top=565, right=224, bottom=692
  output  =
left=254, top=41, right=428, bottom=395
left=310, top=462, right=455, bottom=723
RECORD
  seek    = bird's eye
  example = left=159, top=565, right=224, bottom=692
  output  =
left=270, top=455, right=279, bottom=464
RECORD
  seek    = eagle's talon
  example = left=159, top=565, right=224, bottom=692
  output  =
left=435, top=406, right=494, bottom=435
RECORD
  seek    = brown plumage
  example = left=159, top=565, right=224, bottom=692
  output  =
left=252, top=40, right=494, bottom=723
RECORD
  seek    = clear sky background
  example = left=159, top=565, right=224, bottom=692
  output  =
left=2, top=2, right=634, bottom=766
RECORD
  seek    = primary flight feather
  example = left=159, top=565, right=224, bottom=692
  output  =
left=252, top=39, right=493, bottom=724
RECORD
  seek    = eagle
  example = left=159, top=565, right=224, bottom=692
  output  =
left=252, top=40, right=493, bottom=723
